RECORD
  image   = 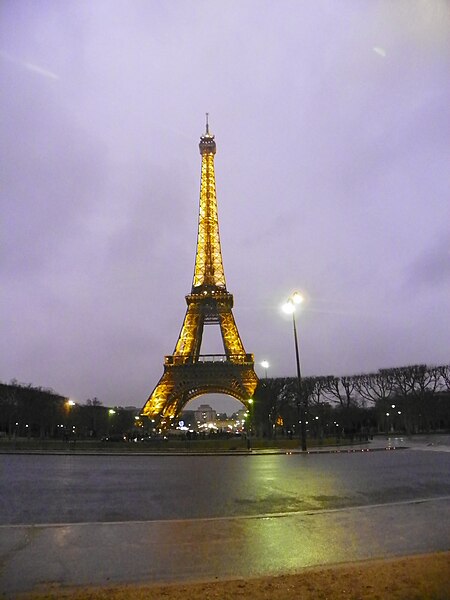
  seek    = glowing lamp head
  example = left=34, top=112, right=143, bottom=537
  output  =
left=292, top=292, right=304, bottom=305
left=283, top=291, right=304, bottom=314
left=261, top=360, right=269, bottom=369
left=282, top=301, right=295, bottom=314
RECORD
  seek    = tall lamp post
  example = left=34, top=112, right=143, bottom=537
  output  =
left=260, top=360, right=270, bottom=379
left=247, top=398, right=254, bottom=450
left=282, top=292, right=307, bottom=451
left=108, top=408, right=116, bottom=436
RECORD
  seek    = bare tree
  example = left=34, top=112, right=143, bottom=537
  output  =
left=85, top=397, right=103, bottom=437
left=324, top=375, right=360, bottom=408
left=354, top=370, right=394, bottom=406
left=0, top=383, right=19, bottom=438
left=308, top=376, right=331, bottom=407
left=386, top=365, right=439, bottom=433
left=437, top=364, right=450, bottom=392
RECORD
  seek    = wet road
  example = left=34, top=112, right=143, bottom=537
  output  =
left=1, top=448, right=450, bottom=524
left=1, top=444, right=449, bottom=594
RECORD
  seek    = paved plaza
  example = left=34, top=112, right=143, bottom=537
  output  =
left=1, top=436, right=449, bottom=595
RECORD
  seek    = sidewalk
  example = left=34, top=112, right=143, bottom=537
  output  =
left=0, top=437, right=408, bottom=456
left=3, top=433, right=450, bottom=456
left=14, top=551, right=450, bottom=600
left=2, top=495, right=449, bottom=595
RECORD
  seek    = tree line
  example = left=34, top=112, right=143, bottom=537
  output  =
left=253, top=364, right=450, bottom=439
left=1, top=363, right=449, bottom=440
left=0, top=381, right=137, bottom=439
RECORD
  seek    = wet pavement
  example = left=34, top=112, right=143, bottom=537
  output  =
left=0, top=437, right=449, bottom=595
left=1, top=496, right=449, bottom=595
left=1, top=441, right=449, bottom=525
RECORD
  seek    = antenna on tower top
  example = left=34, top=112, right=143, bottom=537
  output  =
left=205, top=112, right=209, bottom=134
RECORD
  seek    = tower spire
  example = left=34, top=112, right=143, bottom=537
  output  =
left=195, top=118, right=223, bottom=289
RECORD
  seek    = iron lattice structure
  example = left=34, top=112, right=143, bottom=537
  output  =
left=141, top=120, right=258, bottom=426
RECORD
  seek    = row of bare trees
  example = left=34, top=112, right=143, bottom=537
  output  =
left=0, top=381, right=69, bottom=438
left=254, top=364, right=450, bottom=438
left=1, top=364, right=449, bottom=440
left=0, top=381, right=137, bottom=439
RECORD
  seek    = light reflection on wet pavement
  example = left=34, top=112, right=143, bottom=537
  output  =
left=1, top=444, right=450, bottom=525
left=0, top=440, right=449, bottom=594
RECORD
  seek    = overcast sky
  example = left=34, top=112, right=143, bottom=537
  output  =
left=1, top=1, right=449, bottom=414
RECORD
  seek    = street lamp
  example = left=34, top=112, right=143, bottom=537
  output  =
left=247, top=398, right=254, bottom=450
left=64, top=400, right=76, bottom=435
left=260, top=360, right=270, bottom=379
left=248, top=398, right=254, bottom=421
left=282, top=291, right=307, bottom=451
left=107, top=408, right=116, bottom=437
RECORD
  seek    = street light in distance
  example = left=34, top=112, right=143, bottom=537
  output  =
left=260, top=360, right=270, bottom=378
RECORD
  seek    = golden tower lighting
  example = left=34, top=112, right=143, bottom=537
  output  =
left=141, top=117, right=258, bottom=427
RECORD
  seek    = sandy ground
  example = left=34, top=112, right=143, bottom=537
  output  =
left=13, top=551, right=450, bottom=600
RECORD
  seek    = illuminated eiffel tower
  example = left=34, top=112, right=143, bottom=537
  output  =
left=141, top=117, right=258, bottom=427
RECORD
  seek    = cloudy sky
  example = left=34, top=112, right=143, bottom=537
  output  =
left=1, top=1, right=449, bottom=414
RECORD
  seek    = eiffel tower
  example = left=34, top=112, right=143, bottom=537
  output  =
left=141, top=118, right=258, bottom=428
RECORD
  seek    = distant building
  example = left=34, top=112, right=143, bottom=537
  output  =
left=232, top=409, right=248, bottom=422
left=216, top=412, right=228, bottom=421
left=194, top=404, right=217, bottom=425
